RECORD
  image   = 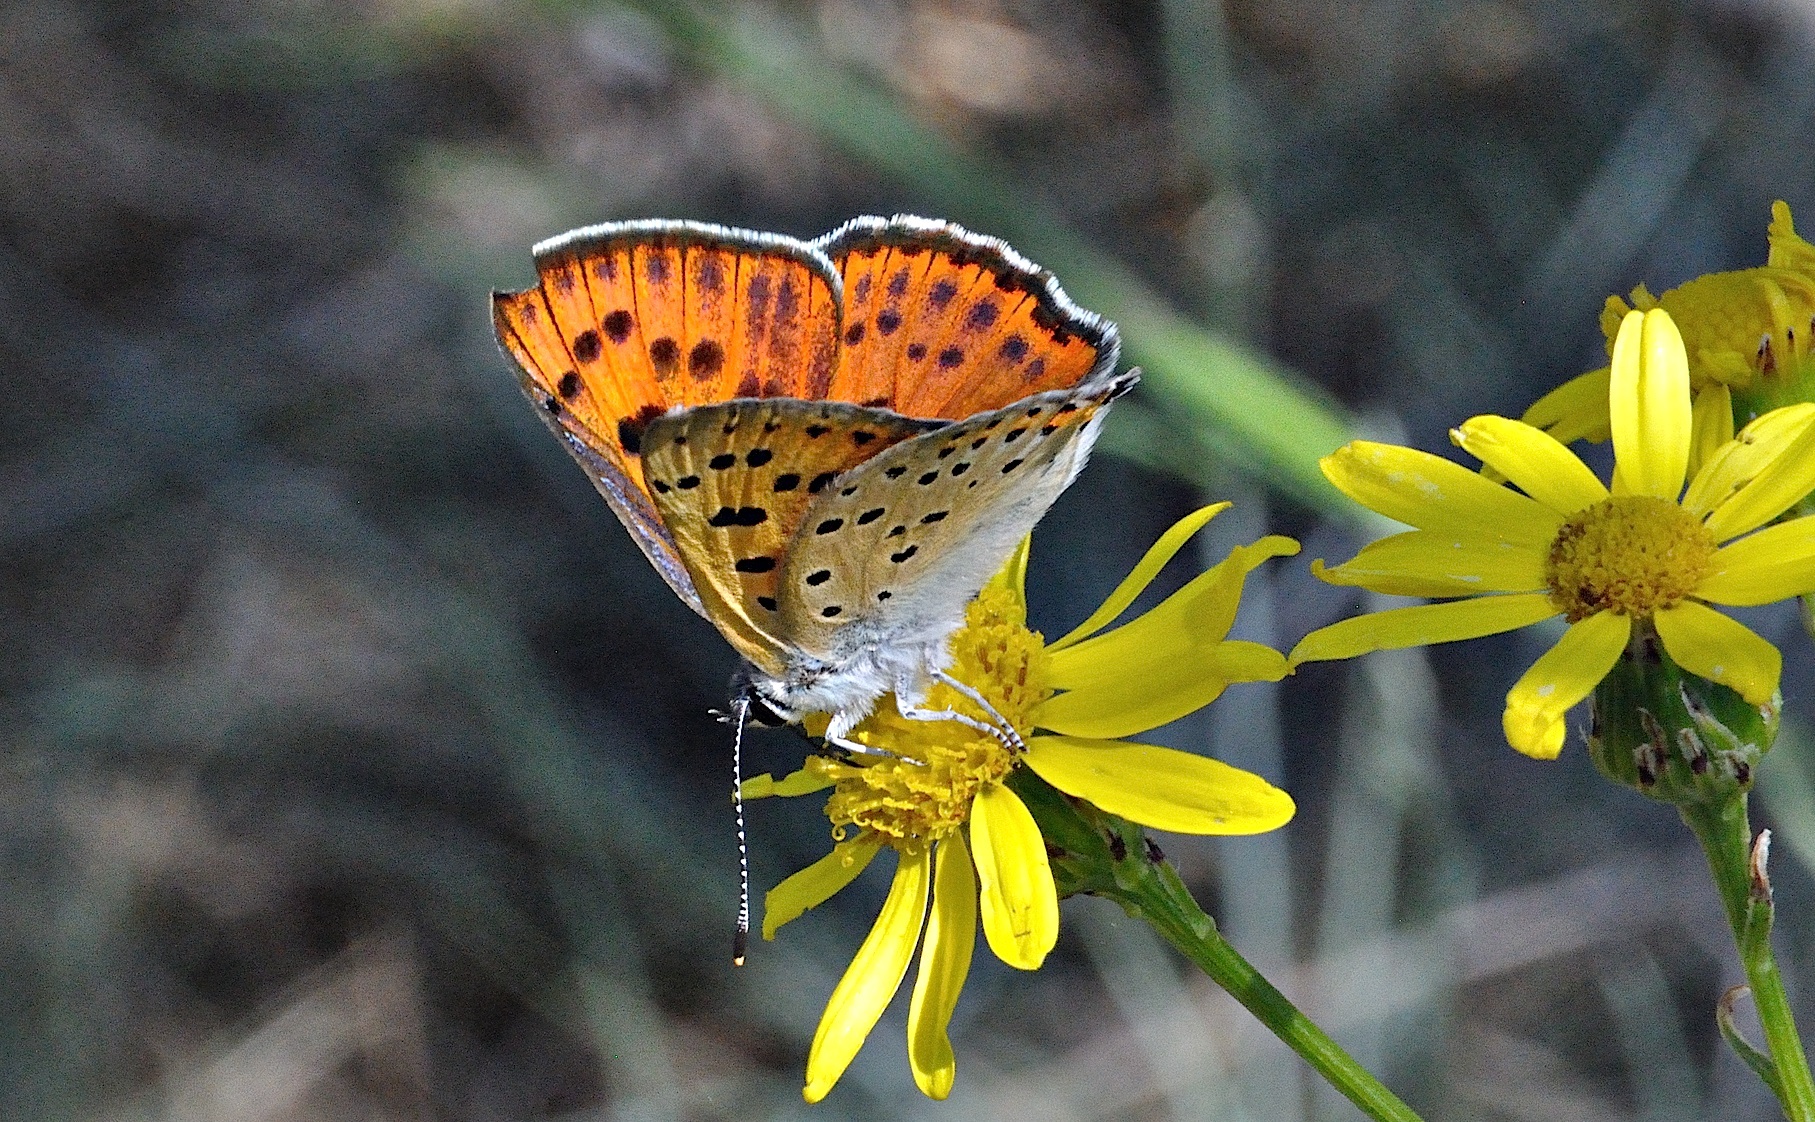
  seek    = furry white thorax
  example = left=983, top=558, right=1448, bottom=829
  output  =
left=750, top=631, right=953, bottom=741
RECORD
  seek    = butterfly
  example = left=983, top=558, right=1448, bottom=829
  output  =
left=492, top=215, right=1135, bottom=747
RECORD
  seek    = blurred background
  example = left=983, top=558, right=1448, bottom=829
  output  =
left=8, top=0, right=1815, bottom=1118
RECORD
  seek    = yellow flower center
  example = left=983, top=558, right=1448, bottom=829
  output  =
left=1544, top=496, right=1718, bottom=622
left=812, top=584, right=1051, bottom=850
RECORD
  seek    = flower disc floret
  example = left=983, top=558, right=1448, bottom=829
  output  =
left=817, top=587, right=1045, bottom=846
left=1546, top=496, right=1718, bottom=621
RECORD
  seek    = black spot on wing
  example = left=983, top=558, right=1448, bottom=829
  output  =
left=617, top=404, right=664, bottom=455
left=649, top=337, right=679, bottom=376
left=709, top=506, right=769, bottom=527
left=689, top=339, right=725, bottom=380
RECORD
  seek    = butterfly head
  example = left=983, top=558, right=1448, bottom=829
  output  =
left=730, top=663, right=794, bottom=728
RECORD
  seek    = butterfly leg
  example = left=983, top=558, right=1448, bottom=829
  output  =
left=893, top=671, right=1026, bottom=754
left=928, top=667, right=1027, bottom=750
left=825, top=734, right=904, bottom=760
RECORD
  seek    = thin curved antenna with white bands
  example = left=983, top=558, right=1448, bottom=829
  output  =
left=729, top=693, right=752, bottom=966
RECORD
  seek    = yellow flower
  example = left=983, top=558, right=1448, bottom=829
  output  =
left=1293, top=308, right=1815, bottom=759
left=749, top=505, right=1300, bottom=1102
left=1527, top=201, right=1815, bottom=446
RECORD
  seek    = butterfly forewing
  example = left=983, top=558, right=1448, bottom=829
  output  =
left=493, top=221, right=847, bottom=616
left=775, top=375, right=1136, bottom=658
left=639, top=398, right=942, bottom=675
left=817, top=217, right=1120, bottom=421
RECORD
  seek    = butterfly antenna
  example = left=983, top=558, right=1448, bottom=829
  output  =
left=728, top=692, right=753, bottom=966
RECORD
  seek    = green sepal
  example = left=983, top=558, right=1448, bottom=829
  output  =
left=1587, top=625, right=1779, bottom=807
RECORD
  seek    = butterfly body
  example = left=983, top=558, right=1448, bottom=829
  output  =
left=494, top=215, right=1133, bottom=737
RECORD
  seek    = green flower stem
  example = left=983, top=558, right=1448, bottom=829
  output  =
left=1015, top=771, right=1425, bottom=1122
left=1681, top=794, right=1815, bottom=1121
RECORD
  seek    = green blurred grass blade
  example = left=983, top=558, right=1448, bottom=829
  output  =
left=642, top=2, right=1354, bottom=513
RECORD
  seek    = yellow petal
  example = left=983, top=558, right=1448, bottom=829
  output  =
left=1768, top=200, right=1815, bottom=271
left=1289, top=593, right=1558, bottom=664
left=803, top=847, right=930, bottom=1104
left=1024, top=735, right=1295, bottom=835
left=907, top=834, right=977, bottom=1101
left=1321, top=441, right=1563, bottom=544
left=969, top=784, right=1058, bottom=970
left=981, top=535, right=1031, bottom=625
left=764, top=836, right=881, bottom=940
left=1654, top=601, right=1782, bottom=706
left=1608, top=309, right=1691, bottom=500
left=1311, top=531, right=1546, bottom=596
left=1046, top=536, right=1297, bottom=735
left=1039, top=639, right=1285, bottom=739
left=1209, top=638, right=1294, bottom=682
left=1698, top=516, right=1815, bottom=605
left=1048, top=503, right=1230, bottom=651
left=1689, top=383, right=1734, bottom=480
left=1701, top=409, right=1815, bottom=542
left=1451, top=415, right=1607, bottom=515
left=1502, top=611, right=1630, bottom=759
left=1683, top=403, right=1815, bottom=519
left=1523, top=365, right=1613, bottom=445
left=742, top=765, right=835, bottom=801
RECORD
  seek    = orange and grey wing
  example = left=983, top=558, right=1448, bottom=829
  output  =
left=814, top=216, right=1121, bottom=420
left=776, top=374, right=1137, bottom=657
left=492, top=219, right=844, bottom=613
left=638, top=398, right=941, bottom=675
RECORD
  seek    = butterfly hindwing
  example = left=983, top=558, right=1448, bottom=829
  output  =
left=775, top=373, right=1138, bottom=659
left=816, top=216, right=1121, bottom=420
left=639, top=398, right=942, bottom=675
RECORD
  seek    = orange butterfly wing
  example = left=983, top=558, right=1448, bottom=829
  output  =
left=492, top=221, right=843, bottom=612
left=815, top=216, right=1121, bottom=420
left=493, top=216, right=1130, bottom=630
